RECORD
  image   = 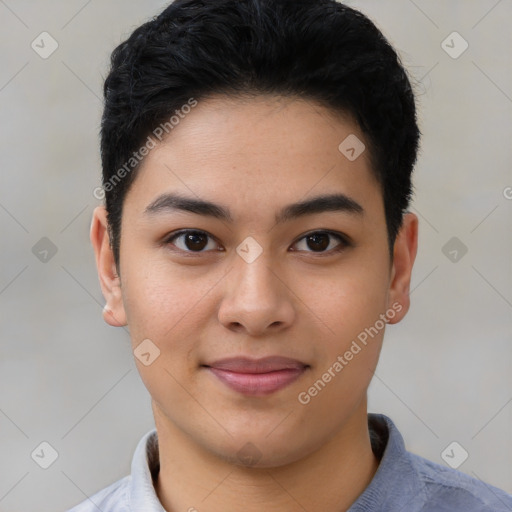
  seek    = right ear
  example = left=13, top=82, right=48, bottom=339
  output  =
left=90, top=206, right=127, bottom=327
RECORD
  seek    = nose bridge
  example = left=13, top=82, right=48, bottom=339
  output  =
left=218, top=245, right=295, bottom=333
left=231, top=246, right=281, bottom=303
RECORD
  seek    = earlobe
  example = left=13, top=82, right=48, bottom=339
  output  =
left=90, top=206, right=127, bottom=327
left=386, top=212, right=418, bottom=324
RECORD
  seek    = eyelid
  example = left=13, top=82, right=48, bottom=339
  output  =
left=164, top=229, right=223, bottom=253
left=291, top=230, right=351, bottom=254
left=164, top=229, right=351, bottom=254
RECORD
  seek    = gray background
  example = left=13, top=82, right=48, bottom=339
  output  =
left=0, top=1, right=511, bottom=511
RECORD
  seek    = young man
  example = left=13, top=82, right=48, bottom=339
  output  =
left=71, top=0, right=512, bottom=510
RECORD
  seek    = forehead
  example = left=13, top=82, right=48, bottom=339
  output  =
left=123, top=94, right=383, bottom=225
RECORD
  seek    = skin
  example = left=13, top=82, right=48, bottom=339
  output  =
left=91, top=95, right=418, bottom=512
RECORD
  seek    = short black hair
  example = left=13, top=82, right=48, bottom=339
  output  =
left=100, top=0, right=421, bottom=272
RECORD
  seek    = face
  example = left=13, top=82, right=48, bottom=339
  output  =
left=91, top=95, right=417, bottom=467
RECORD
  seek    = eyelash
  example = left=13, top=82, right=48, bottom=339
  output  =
left=163, top=229, right=351, bottom=256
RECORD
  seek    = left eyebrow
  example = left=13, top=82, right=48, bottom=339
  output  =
left=275, top=193, right=364, bottom=223
left=143, top=192, right=364, bottom=223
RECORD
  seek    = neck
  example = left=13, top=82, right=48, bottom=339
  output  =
left=153, top=400, right=379, bottom=512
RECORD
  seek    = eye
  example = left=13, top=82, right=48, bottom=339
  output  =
left=164, top=229, right=350, bottom=255
left=291, top=231, right=350, bottom=254
left=165, top=230, right=221, bottom=253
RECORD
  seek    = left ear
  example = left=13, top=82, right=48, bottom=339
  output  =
left=386, top=212, right=418, bottom=324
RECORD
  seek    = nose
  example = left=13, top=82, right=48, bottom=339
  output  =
left=217, top=251, right=296, bottom=336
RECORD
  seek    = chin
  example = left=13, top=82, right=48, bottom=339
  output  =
left=204, top=427, right=315, bottom=470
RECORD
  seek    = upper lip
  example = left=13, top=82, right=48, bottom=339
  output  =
left=203, top=356, right=308, bottom=374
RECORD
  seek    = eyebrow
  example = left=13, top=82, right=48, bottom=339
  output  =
left=143, top=192, right=364, bottom=224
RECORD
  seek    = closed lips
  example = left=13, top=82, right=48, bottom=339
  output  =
left=203, top=356, right=309, bottom=373
left=202, top=356, right=310, bottom=396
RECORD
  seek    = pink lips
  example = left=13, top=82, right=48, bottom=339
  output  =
left=203, top=356, right=308, bottom=396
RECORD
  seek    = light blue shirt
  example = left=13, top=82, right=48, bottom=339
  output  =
left=66, top=413, right=512, bottom=511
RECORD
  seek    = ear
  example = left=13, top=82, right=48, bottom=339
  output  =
left=386, top=212, right=418, bottom=324
left=90, top=206, right=127, bottom=327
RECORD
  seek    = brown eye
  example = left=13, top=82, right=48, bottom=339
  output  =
left=166, top=230, right=218, bottom=252
left=292, top=231, right=349, bottom=254
left=183, top=232, right=208, bottom=251
left=306, top=233, right=330, bottom=252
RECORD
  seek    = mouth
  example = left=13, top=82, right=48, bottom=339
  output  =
left=201, top=356, right=310, bottom=396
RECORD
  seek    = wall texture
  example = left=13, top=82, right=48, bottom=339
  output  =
left=0, top=1, right=510, bottom=510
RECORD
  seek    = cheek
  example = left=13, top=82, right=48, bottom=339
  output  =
left=298, top=259, right=390, bottom=342
left=120, top=258, right=224, bottom=378
left=121, top=265, right=206, bottom=408
left=297, top=274, right=387, bottom=417
left=121, top=257, right=202, bottom=339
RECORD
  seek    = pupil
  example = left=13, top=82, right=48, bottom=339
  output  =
left=308, top=233, right=329, bottom=251
left=186, top=232, right=207, bottom=251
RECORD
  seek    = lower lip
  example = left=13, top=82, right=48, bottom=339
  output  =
left=206, top=367, right=307, bottom=396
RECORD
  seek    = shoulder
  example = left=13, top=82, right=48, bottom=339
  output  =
left=365, top=414, right=512, bottom=512
left=409, top=452, right=512, bottom=512
left=65, top=475, right=131, bottom=512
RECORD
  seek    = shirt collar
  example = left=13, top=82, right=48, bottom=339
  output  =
left=130, top=428, right=165, bottom=511
left=348, top=413, right=426, bottom=511
left=128, top=413, right=423, bottom=511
